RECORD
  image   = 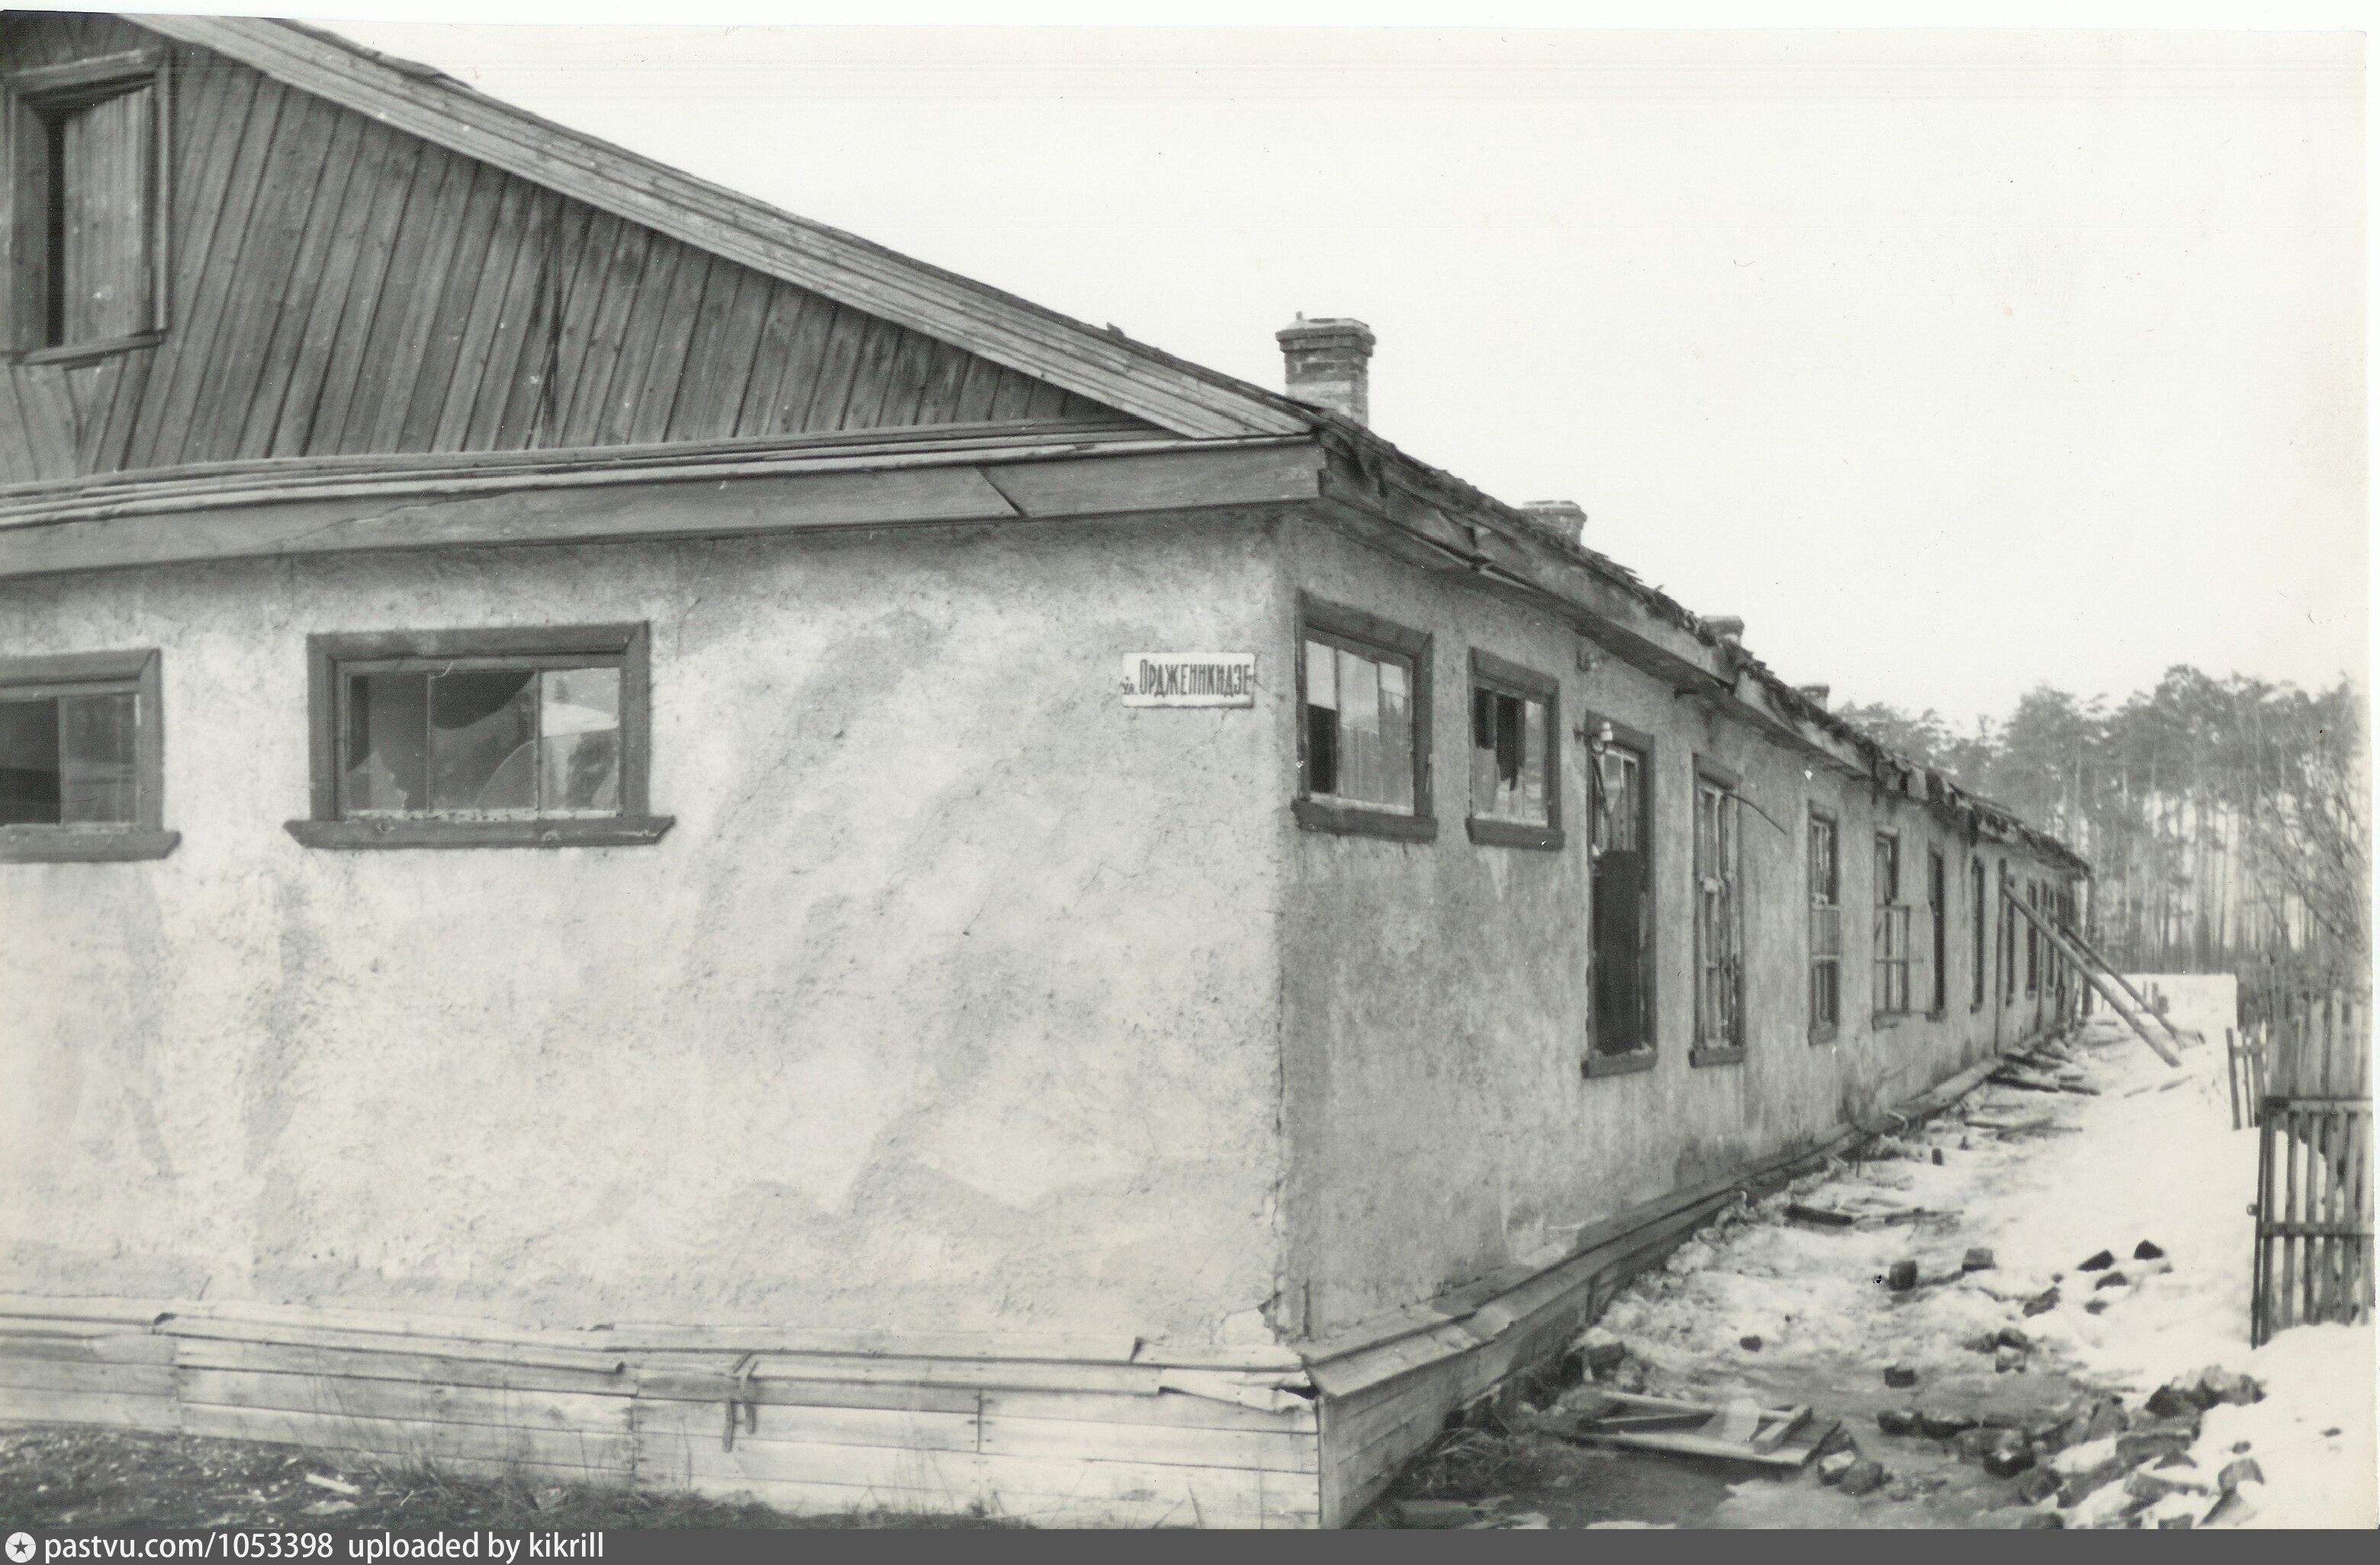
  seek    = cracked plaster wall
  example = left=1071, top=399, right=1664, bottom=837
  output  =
left=0, top=502, right=1290, bottom=1344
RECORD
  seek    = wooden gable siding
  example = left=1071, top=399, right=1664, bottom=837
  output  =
left=0, top=15, right=1127, bottom=486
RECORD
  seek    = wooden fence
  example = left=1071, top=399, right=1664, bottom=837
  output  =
left=2247, top=993, right=2374, bottom=1346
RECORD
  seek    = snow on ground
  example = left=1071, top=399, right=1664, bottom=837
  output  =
left=1581, top=1008, right=2375, bottom=1528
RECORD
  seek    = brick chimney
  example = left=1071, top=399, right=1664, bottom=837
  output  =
left=1523, top=501, right=1587, bottom=544
left=1277, top=315, right=1375, bottom=425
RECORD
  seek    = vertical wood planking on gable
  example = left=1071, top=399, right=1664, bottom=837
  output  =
left=357, top=156, right=496, bottom=453
left=176, top=92, right=343, bottom=466
left=591, top=237, right=694, bottom=448
left=140, top=73, right=294, bottom=469
left=486, top=199, right=597, bottom=451
left=448, top=184, right=561, bottom=452
left=116, top=56, right=259, bottom=471
left=232, top=107, right=365, bottom=459
left=830, top=316, right=906, bottom=432
left=0, top=23, right=1147, bottom=489
left=622, top=246, right=715, bottom=446
left=799, top=307, right=873, bottom=435
left=270, top=121, right=423, bottom=457
left=664, top=266, right=769, bottom=443
left=548, top=219, right=652, bottom=449
left=742, top=290, right=841, bottom=438
left=404, top=169, right=532, bottom=452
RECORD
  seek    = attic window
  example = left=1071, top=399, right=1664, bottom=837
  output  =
left=5, top=50, right=166, bottom=361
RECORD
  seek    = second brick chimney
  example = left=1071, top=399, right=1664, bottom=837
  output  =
left=1277, top=315, right=1375, bottom=426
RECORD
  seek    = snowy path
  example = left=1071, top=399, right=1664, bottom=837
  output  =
left=1376, top=1008, right=2375, bottom=1529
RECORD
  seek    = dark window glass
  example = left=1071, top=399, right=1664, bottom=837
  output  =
left=0, top=691, right=137, bottom=826
left=1591, top=743, right=1650, bottom=1056
left=340, top=662, right=622, bottom=819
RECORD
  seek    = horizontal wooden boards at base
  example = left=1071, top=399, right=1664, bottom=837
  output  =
left=662, top=1451, right=1318, bottom=1529
left=0, top=1384, right=181, bottom=1432
left=0, top=1357, right=177, bottom=1397
left=171, top=1336, right=641, bottom=1397
left=179, top=1399, right=637, bottom=1478
left=176, top=1367, right=633, bottom=1435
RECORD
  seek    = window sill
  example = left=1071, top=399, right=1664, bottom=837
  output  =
left=1872, top=1013, right=1906, bottom=1029
left=1926, top=1009, right=1948, bottom=1022
left=0, top=828, right=179, bottom=862
left=1809, top=1025, right=1838, bottom=1046
left=13, top=331, right=163, bottom=369
left=1689, top=1045, right=1745, bottom=1068
left=1584, top=1049, right=1656, bottom=1080
left=285, top=816, right=675, bottom=851
left=1292, top=799, right=1436, bottom=843
left=1466, top=816, right=1564, bottom=851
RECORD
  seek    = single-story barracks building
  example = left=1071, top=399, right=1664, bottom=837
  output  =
left=0, top=11, right=2088, bottom=1526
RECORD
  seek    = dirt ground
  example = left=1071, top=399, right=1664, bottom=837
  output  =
left=0, top=1427, right=1015, bottom=1531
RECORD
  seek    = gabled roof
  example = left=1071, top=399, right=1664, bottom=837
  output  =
left=128, top=14, right=1316, bottom=443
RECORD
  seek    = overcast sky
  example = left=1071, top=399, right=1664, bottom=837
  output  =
left=298, top=17, right=2364, bottom=725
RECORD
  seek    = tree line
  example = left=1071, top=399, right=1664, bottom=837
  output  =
left=1835, top=667, right=2368, bottom=1006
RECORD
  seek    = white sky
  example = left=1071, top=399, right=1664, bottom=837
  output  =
left=120, top=7, right=2375, bottom=723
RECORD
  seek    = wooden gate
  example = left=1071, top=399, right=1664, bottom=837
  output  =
left=2250, top=993, right=2375, bottom=1345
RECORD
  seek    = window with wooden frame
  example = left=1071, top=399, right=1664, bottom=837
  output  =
left=1584, top=713, right=1654, bottom=1074
left=2002, top=863, right=2018, bottom=1001
left=1465, top=649, right=1560, bottom=849
left=4, top=48, right=169, bottom=362
left=1808, top=808, right=1841, bottom=1043
left=0, top=649, right=173, bottom=861
left=1927, top=846, right=1948, bottom=1017
left=2025, top=880, right=2041, bottom=995
left=1970, top=858, right=1987, bottom=1010
left=1294, top=595, right=1433, bottom=842
left=1873, top=831, right=1911, bottom=1017
left=1691, top=758, right=1745, bottom=1064
left=287, top=625, right=671, bottom=851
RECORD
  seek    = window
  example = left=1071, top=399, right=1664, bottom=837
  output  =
left=2002, top=862, right=2018, bottom=1001
left=2025, top=881, right=2041, bottom=995
left=1691, top=758, right=1745, bottom=1063
left=1585, top=715, right=1654, bottom=1073
left=1970, top=858, right=1987, bottom=1010
left=5, top=50, right=167, bottom=359
left=0, top=649, right=174, bottom=861
left=288, top=625, right=671, bottom=851
left=1294, top=595, right=1433, bottom=842
left=1927, top=847, right=1948, bottom=1016
left=1466, top=649, right=1560, bottom=849
left=1873, top=832, right=1910, bottom=1016
left=1808, top=810, right=1841, bottom=1043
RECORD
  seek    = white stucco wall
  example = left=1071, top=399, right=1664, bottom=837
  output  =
left=1, top=499, right=1291, bottom=1345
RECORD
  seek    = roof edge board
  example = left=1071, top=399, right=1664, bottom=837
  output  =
left=127, top=14, right=1311, bottom=443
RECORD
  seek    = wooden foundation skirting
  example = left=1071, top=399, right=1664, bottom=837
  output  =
left=0, top=1045, right=2026, bottom=1528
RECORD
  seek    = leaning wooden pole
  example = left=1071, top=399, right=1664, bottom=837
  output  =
left=2008, top=894, right=2182, bottom=1067
left=2052, top=917, right=2193, bottom=1048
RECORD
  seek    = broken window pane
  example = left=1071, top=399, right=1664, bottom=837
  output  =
left=1469, top=685, right=1549, bottom=824
left=343, top=672, right=429, bottom=813
left=429, top=668, right=538, bottom=813
left=59, top=691, right=137, bottom=824
left=0, top=697, right=62, bottom=825
left=539, top=667, right=621, bottom=813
